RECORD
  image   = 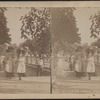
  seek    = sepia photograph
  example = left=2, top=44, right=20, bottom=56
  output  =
left=0, top=7, right=51, bottom=94
left=51, top=7, right=100, bottom=94
left=0, top=1, right=100, bottom=99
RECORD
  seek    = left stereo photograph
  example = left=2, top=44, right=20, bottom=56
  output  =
left=0, top=7, right=51, bottom=94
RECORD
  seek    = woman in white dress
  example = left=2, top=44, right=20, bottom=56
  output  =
left=5, top=46, right=14, bottom=79
left=5, top=53, right=13, bottom=79
left=81, top=51, right=87, bottom=76
left=74, top=48, right=83, bottom=78
left=69, top=55, right=74, bottom=71
left=57, top=53, right=64, bottom=76
left=17, top=50, right=26, bottom=80
left=86, top=50, right=95, bottom=80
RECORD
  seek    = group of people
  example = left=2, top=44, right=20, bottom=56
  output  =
left=0, top=45, right=97, bottom=80
left=0, top=46, right=46, bottom=80
left=69, top=47, right=96, bottom=80
left=0, top=46, right=27, bottom=80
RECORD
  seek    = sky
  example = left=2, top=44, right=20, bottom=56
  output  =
left=74, top=7, right=100, bottom=45
left=4, top=7, right=100, bottom=46
left=5, top=8, right=30, bottom=45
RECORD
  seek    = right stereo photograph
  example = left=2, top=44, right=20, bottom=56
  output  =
left=51, top=7, right=100, bottom=94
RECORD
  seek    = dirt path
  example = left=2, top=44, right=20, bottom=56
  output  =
left=52, top=77, right=100, bottom=94
left=0, top=76, right=50, bottom=94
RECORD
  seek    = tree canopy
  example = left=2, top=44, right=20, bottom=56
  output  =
left=50, top=8, right=81, bottom=55
left=19, top=39, right=36, bottom=54
left=20, top=8, right=51, bottom=57
left=50, top=8, right=81, bottom=44
left=91, top=38, right=100, bottom=48
left=90, top=11, right=100, bottom=38
left=0, top=8, right=11, bottom=44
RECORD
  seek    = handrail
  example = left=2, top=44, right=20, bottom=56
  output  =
left=25, top=56, right=50, bottom=68
left=26, top=63, right=50, bottom=72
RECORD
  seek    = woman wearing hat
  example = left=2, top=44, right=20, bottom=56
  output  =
left=86, top=49, right=95, bottom=80
left=17, top=49, right=26, bottom=80
left=5, top=46, right=14, bottom=79
left=81, top=50, right=87, bottom=76
left=74, top=47, right=83, bottom=78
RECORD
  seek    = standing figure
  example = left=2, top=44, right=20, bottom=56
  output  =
left=86, top=50, right=95, bottom=80
left=36, top=55, right=42, bottom=76
left=69, top=54, right=74, bottom=71
left=40, top=57, right=44, bottom=76
left=17, top=51, right=26, bottom=80
left=81, top=51, right=87, bottom=76
left=56, top=53, right=64, bottom=76
left=0, top=55, right=4, bottom=71
left=74, top=52, right=83, bottom=78
left=11, top=55, right=17, bottom=77
left=5, top=53, right=13, bottom=79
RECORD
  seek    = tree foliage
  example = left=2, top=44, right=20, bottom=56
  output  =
left=0, top=8, right=11, bottom=44
left=52, top=40, right=77, bottom=55
left=50, top=8, right=81, bottom=44
left=19, top=39, right=36, bottom=54
left=91, top=38, right=100, bottom=48
left=90, top=11, right=100, bottom=38
left=20, top=8, right=51, bottom=57
left=50, top=8, right=81, bottom=55
left=0, top=44, right=7, bottom=55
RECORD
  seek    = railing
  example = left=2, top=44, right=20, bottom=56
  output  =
left=25, top=55, right=50, bottom=72
left=94, top=55, right=100, bottom=64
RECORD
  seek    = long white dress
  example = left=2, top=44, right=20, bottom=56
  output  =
left=5, top=54, right=13, bottom=73
left=74, top=60, right=82, bottom=72
left=86, top=56, right=95, bottom=73
left=17, top=57, right=26, bottom=73
left=5, top=60, right=13, bottom=73
left=57, top=53, right=67, bottom=76
left=74, top=52, right=82, bottom=72
left=56, top=54, right=62, bottom=73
